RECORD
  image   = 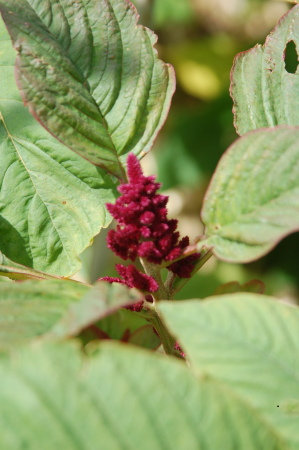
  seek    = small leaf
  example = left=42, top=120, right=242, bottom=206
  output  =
left=0, top=0, right=175, bottom=178
left=213, top=279, right=265, bottom=295
left=201, top=126, right=299, bottom=263
left=231, top=5, right=299, bottom=135
left=95, top=308, right=149, bottom=341
left=158, top=293, right=299, bottom=450
left=128, top=324, right=161, bottom=349
left=0, top=279, right=138, bottom=351
left=0, top=19, right=117, bottom=275
left=0, top=341, right=287, bottom=449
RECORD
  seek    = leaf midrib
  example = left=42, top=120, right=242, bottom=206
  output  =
left=16, top=0, right=126, bottom=175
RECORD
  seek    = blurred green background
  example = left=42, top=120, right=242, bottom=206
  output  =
left=78, top=0, right=299, bottom=305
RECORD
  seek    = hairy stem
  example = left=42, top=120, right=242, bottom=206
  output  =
left=146, top=304, right=179, bottom=357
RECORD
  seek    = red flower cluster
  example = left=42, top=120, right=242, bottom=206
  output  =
left=116, top=264, right=158, bottom=292
left=107, top=153, right=194, bottom=264
left=103, top=154, right=200, bottom=295
left=168, top=252, right=200, bottom=278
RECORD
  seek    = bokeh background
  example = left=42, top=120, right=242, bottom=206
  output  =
left=78, top=0, right=299, bottom=304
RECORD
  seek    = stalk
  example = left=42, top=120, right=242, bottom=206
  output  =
left=145, top=303, right=180, bottom=357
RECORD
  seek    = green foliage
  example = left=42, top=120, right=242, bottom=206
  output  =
left=0, top=279, right=139, bottom=351
left=0, top=0, right=298, bottom=448
left=231, top=5, right=299, bottom=134
left=158, top=294, right=299, bottom=449
left=0, top=0, right=175, bottom=179
left=89, top=307, right=161, bottom=349
left=0, top=341, right=288, bottom=449
left=0, top=19, right=117, bottom=276
left=213, top=279, right=265, bottom=295
left=0, top=279, right=88, bottom=351
left=201, top=126, right=299, bottom=262
left=0, top=251, right=61, bottom=280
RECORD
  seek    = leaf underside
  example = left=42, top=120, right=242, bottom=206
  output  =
left=0, top=0, right=175, bottom=178
left=0, top=279, right=88, bottom=351
left=0, top=19, right=117, bottom=276
left=158, top=294, right=299, bottom=450
left=0, top=341, right=286, bottom=449
left=201, top=126, right=299, bottom=263
left=0, top=279, right=138, bottom=351
left=231, top=5, right=299, bottom=135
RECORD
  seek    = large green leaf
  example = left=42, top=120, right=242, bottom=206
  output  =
left=0, top=19, right=116, bottom=276
left=0, top=0, right=175, bottom=179
left=231, top=5, right=299, bottom=135
left=0, top=341, right=285, bottom=449
left=200, top=126, right=299, bottom=263
left=158, top=294, right=299, bottom=450
left=0, top=279, right=138, bottom=351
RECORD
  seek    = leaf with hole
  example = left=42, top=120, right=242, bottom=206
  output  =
left=231, top=5, right=299, bottom=135
left=0, top=340, right=288, bottom=449
left=0, top=0, right=175, bottom=178
left=158, top=293, right=299, bottom=450
left=200, top=126, right=299, bottom=263
left=0, top=19, right=116, bottom=276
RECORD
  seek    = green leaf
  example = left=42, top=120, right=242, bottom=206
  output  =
left=0, top=19, right=117, bottom=276
left=0, top=279, right=138, bottom=351
left=0, top=279, right=88, bottom=351
left=201, top=126, right=299, bottom=263
left=0, top=0, right=175, bottom=179
left=128, top=324, right=161, bottom=349
left=0, top=341, right=286, bottom=449
left=95, top=307, right=149, bottom=341
left=0, top=251, right=65, bottom=280
left=47, top=281, right=140, bottom=340
left=213, top=279, right=265, bottom=296
left=158, top=293, right=299, bottom=450
left=231, top=5, right=299, bottom=135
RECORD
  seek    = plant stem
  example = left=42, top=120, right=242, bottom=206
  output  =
left=147, top=305, right=179, bottom=357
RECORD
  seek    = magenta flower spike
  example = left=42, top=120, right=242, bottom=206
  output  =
left=107, top=154, right=191, bottom=263
left=103, top=154, right=201, bottom=296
